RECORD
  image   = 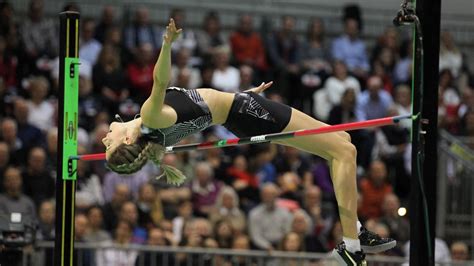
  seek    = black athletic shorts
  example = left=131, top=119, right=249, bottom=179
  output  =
left=223, top=92, right=292, bottom=137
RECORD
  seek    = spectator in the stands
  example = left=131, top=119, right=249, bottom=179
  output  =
left=0, top=35, right=17, bottom=91
left=119, top=201, right=147, bottom=244
left=13, top=98, right=45, bottom=150
left=438, top=68, right=460, bottom=133
left=248, top=183, right=292, bottom=250
left=75, top=146, right=104, bottom=210
left=266, top=15, right=301, bottom=104
left=84, top=206, right=111, bottom=243
left=356, top=75, right=393, bottom=121
left=379, top=193, right=409, bottom=244
left=0, top=118, right=26, bottom=165
left=196, top=11, right=226, bottom=65
left=136, top=183, right=164, bottom=229
left=460, top=109, right=474, bottom=139
left=302, top=185, right=336, bottom=239
left=226, top=155, right=259, bottom=209
left=439, top=31, right=464, bottom=78
left=450, top=241, right=469, bottom=261
left=0, top=2, right=15, bottom=37
left=170, top=48, right=201, bottom=89
left=209, top=186, right=246, bottom=234
left=22, top=147, right=55, bottom=207
left=126, top=42, right=155, bottom=101
left=458, top=86, right=474, bottom=120
left=273, top=146, right=313, bottom=186
left=393, top=84, right=412, bottom=129
left=96, top=221, right=138, bottom=266
left=26, top=76, right=55, bottom=132
left=103, top=25, right=132, bottom=67
left=214, top=219, right=234, bottom=248
left=300, top=18, right=330, bottom=74
left=314, top=60, right=360, bottom=121
left=237, top=65, right=255, bottom=92
left=103, top=184, right=131, bottom=232
left=371, top=27, right=400, bottom=66
left=331, top=18, right=369, bottom=78
left=0, top=167, right=37, bottom=221
left=359, top=160, right=393, bottom=220
left=372, top=54, right=395, bottom=94
left=20, top=0, right=58, bottom=75
left=93, top=45, right=129, bottom=114
left=230, top=14, right=267, bottom=77
left=124, top=6, right=161, bottom=54
left=36, top=199, right=55, bottom=265
left=0, top=141, right=9, bottom=192
left=95, top=5, right=116, bottom=44
left=102, top=163, right=150, bottom=202
left=168, top=8, right=197, bottom=58
left=394, top=40, right=412, bottom=85
left=291, top=209, right=326, bottom=252
left=211, top=45, right=240, bottom=92
left=74, top=213, right=89, bottom=242
left=172, top=199, right=194, bottom=244
left=80, top=18, right=102, bottom=65
left=190, top=161, right=224, bottom=217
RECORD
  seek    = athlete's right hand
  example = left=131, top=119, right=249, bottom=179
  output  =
left=245, top=81, right=273, bottom=94
left=163, top=18, right=182, bottom=44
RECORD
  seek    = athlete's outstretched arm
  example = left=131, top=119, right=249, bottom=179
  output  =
left=141, top=19, right=182, bottom=127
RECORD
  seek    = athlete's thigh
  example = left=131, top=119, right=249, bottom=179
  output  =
left=272, top=108, right=350, bottom=161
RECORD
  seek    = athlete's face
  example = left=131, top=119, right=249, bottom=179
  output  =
left=102, top=121, right=134, bottom=160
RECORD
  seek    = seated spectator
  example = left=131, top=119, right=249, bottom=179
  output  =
left=273, top=146, right=313, bottom=185
left=172, top=199, right=194, bottom=244
left=13, top=98, right=45, bottom=150
left=277, top=172, right=302, bottom=208
left=439, top=31, right=464, bottom=78
left=190, top=161, right=224, bottom=217
left=393, top=84, right=412, bottom=129
left=314, top=60, right=360, bottom=121
left=438, top=69, right=460, bottom=133
left=359, top=160, right=393, bottom=220
left=168, top=9, right=197, bottom=60
left=103, top=184, right=130, bottom=232
left=249, top=144, right=277, bottom=185
left=20, top=0, right=58, bottom=75
left=0, top=167, right=36, bottom=222
left=0, top=141, right=10, bottom=193
left=196, top=11, right=226, bottom=65
left=457, top=86, right=474, bottom=120
left=95, top=5, right=116, bottom=44
left=450, top=241, right=469, bottom=261
left=371, top=27, right=400, bottom=65
left=93, top=45, right=129, bottom=114
left=80, top=18, right=102, bottom=65
left=126, top=42, right=155, bottom=101
left=266, top=15, right=301, bottom=104
left=326, top=220, right=343, bottom=251
left=302, top=185, right=336, bottom=238
left=103, top=25, right=133, bottom=67
left=0, top=35, right=18, bottom=91
left=36, top=200, right=55, bottom=265
left=270, top=232, right=303, bottom=266
left=226, top=155, right=259, bottom=209
left=22, top=147, right=55, bottom=207
left=26, top=76, right=55, bottom=132
left=211, top=45, right=240, bottom=92
left=291, top=209, right=326, bottom=252
left=124, top=7, right=161, bottom=54
left=356, top=75, right=393, bottom=121
left=237, top=65, right=256, bottom=92
left=372, top=50, right=395, bottom=94
left=248, top=183, right=292, bottom=250
left=230, top=14, right=267, bottom=76
left=372, top=222, right=403, bottom=256
left=209, top=186, right=246, bottom=234
left=331, top=18, right=369, bottom=78
left=118, top=201, right=147, bottom=244
left=229, top=235, right=254, bottom=265
left=102, top=163, right=150, bottom=202
left=96, top=221, right=138, bottom=266
left=74, top=147, right=103, bottom=210
left=393, top=40, right=412, bottom=85
left=84, top=206, right=111, bottom=243
left=74, top=214, right=94, bottom=265
left=0, top=118, right=27, bottom=164
left=136, top=183, right=164, bottom=229
left=214, top=219, right=234, bottom=248
left=379, top=193, right=409, bottom=244
left=460, top=109, right=474, bottom=138
left=300, top=18, right=331, bottom=74
left=142, top=227, right=176, bottom=265
left=170, top=48, right=201, bottom=89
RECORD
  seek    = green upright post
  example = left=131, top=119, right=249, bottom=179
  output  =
left=55, top=11, right=80, bottom=266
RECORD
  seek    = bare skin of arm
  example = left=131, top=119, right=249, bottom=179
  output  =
left=140, top=19, right=182, bottom=129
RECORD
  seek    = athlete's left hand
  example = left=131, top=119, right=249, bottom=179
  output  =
left=163, top=18, right=182, bottom=44
left=245, top=81, right=273, bottom=94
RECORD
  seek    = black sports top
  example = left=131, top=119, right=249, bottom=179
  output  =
left=141, top=87, right=213, bottom=146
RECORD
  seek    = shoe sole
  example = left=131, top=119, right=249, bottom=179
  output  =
left=361, top=240, right=397, bottom=254
left=331, top=249, right=365, bottom=265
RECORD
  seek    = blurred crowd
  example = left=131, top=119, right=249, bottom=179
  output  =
left=0, top=0, right=473, bottom=265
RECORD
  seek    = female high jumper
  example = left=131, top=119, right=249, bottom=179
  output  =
left=102, top=19, right=395, bottom=265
